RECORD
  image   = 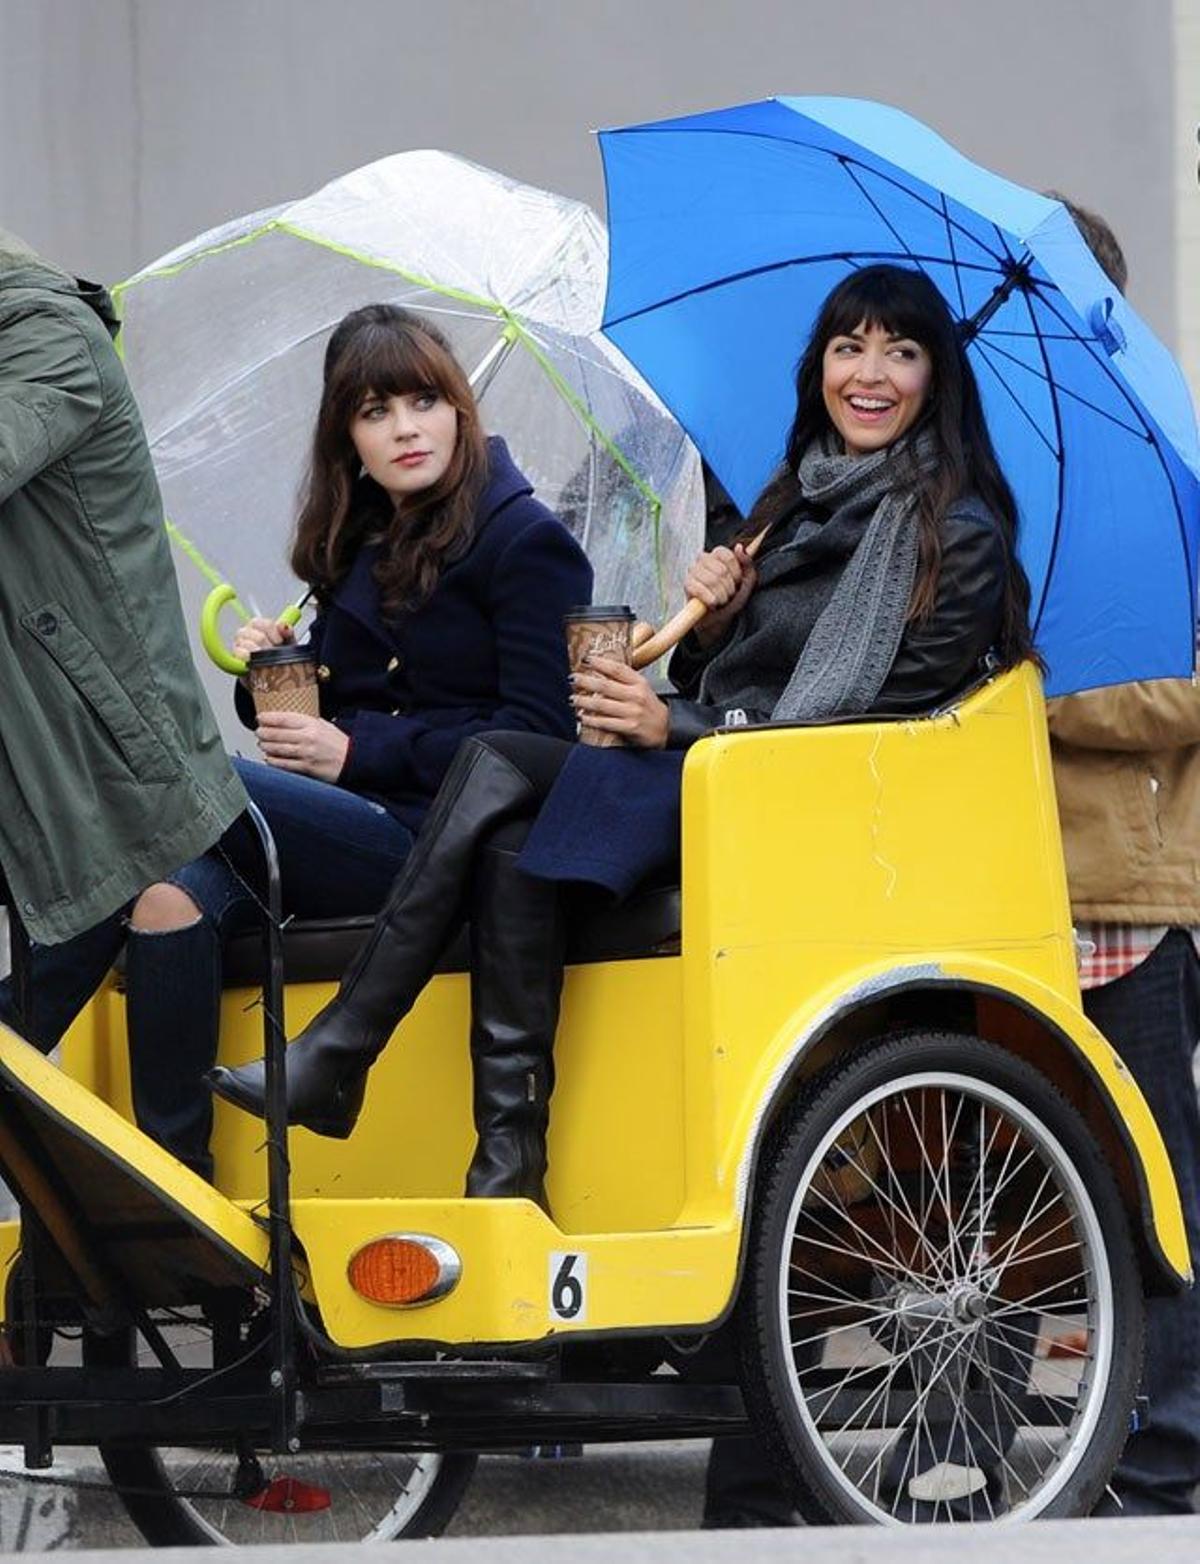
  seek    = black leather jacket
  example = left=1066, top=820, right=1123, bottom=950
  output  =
left=665, top=502, right=1008, bottom=747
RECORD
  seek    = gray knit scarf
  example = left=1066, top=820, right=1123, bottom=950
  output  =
left=769, top=430, right=937, bottom=721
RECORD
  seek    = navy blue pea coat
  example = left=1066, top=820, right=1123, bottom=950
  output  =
left=238, top=437, right=592, bottom=832
left=518, top=747, right=684, bottom=900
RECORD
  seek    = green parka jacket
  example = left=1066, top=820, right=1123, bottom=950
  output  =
left=0, top=231, right=245, bottom=945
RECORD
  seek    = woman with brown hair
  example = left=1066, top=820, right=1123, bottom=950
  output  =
left=2, top=303, right=591, bottom=1178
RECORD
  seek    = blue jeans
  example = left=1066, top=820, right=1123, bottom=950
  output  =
left=1084, top=930, right=1200, bottom=1515
left=0, top=758, right=413, bottom=1170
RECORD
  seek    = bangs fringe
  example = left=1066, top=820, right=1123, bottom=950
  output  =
left=338, top=320, right=459, bottom=403
left=819, top=265, right=940, bottom=346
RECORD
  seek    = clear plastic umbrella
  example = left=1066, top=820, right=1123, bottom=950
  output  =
left=114, top=151, right=702, bottom=738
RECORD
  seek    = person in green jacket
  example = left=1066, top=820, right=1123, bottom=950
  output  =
left=0, top=228, right=245, bottom=1007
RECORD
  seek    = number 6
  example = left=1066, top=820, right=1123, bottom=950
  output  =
left=549, top=1251, right=587, bottom=1322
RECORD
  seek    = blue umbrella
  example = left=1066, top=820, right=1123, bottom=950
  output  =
left=599, top=96, right=1200, bottom=695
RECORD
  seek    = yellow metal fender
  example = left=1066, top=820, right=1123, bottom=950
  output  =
left=723, top=955, right=1192, bottom=1290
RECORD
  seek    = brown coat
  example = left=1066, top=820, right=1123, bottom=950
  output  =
left=1047, top=680, right=1200, bottom=924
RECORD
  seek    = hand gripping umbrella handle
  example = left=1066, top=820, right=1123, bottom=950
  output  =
left=629, top=523, right=770, bottom=670
left=200, top=582, right=303, bottom=677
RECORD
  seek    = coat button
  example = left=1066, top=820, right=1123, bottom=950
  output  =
left=387, top=655, right=402, bottom=673
left=35, top=611, right=58, bottom=635
left=316, top=664, right=331, bottom=682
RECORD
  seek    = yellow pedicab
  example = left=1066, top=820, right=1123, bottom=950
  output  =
left=0, top=648, right=1188, bottom=1534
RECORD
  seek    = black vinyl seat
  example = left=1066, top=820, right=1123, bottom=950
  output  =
left=218, top=882, right=681, bottom=990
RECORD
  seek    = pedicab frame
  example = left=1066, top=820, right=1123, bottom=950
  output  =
left=0, top=662, right=1190, bottom=1534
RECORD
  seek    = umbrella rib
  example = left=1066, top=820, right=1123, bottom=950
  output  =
left=1033, top=290, right=1171, bottom=447
left=979, top=336, right=1151, bottom=441
left=614, top=126, right=1009, bottom=268
left=147, top=321, right=335, bottom=450
left=969, top=339, right=1061, bottom=460
left=1008, top=245, right=1069, bottom=637
left=604, top=250, right=1002, bottom=330
left=984, top=329, right=1091, bottom=341
left=941, top=193, right=968, bottom=316
left=1033, top=288, right=1196, bottom=616
left=830, top=151, right=1008, bottom=267
left=839, top=161, right=922, bottom=267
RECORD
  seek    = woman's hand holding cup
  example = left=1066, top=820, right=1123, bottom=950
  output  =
left=571, top=657, right=670, bottom=749
left=232, top=615, right=295, bottom=666
left=255, top=711, right=350, bottom=782
left=685, top=543, right=757, bottom=647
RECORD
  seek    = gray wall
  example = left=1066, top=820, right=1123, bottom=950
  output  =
left=0, top=0, right=1179, bottom=344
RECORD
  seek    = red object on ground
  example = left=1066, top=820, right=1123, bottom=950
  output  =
left=241, top=1477, right=332, bottom=1513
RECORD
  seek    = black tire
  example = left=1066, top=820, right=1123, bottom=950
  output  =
left=98, top=1443, right=477, bottom=1545
left=739, top=1031, right=1144, bottom=1524
left=85, top=1325, right=476, bottom=1544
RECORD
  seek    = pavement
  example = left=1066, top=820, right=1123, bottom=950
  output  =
left=0, top=1510, right=1198, bottom=1563
left=1, top=1439, right=1197, bottom=1552
left=0, top=1441, right=711, bottom=1549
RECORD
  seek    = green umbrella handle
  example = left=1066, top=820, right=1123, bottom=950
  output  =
left=200, top=583, right=303, bottom=676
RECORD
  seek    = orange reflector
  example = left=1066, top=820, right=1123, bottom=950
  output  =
left=347, top=1235, right=459, bottom=1307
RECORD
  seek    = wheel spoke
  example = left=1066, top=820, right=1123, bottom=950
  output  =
left=811, top=1117, right=947, bottom=1274
left=987, top=1267, right=1093, bottom=1316
left=797, top=1187, right=933, bottom=1288
left=865, top=1107, right=953, bottom=1283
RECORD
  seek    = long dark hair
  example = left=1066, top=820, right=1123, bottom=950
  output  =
left=748, top=265, right=1037, bottom=670
left=291, top=304, right=489, bottom=613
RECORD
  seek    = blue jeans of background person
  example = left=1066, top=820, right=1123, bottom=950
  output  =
left=0, top=757, right=413, bottom=1175
left=1084, top=929, right=1200, bottom=1516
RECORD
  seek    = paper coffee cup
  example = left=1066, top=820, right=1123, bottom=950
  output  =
left=247, top=644, right=320, bottom=718
left=564, top=605, right=636, bottom=748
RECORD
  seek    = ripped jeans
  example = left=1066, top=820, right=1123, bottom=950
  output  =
left=0, top=757, right=413, bottom=1175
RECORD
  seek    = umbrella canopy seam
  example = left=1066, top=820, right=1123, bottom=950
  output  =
left=112, top=220, right=283, bottom=301
left=604, top=248, right=1016, bottom=332
left=165, top=519, right=249, bottom=620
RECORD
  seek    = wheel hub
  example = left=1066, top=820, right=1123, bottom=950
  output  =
left=892, top=1280, right=991, bottom=1335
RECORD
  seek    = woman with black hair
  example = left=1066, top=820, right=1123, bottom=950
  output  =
left=211, top=264, right=1037, bottom=1205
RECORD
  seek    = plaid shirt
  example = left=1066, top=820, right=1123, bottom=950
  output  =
left=1075, top=921, right=1200, bottom=990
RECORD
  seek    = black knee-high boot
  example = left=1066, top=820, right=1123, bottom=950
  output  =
left=125, top=919, right=221, bottom=1181
left=206, top=739, right=539, bottom=1137
left=463, top=837, right=565, bottom=1207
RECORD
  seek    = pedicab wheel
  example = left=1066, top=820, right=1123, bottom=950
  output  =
left=84, top=1327, right=476, bottom=1544
left=97, top=1442, right=477, bottom=1545
left=739, top=1031, right=1144, bottom=1525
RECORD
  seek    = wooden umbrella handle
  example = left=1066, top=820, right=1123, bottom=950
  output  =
left=629, top=523, right=770, bottom=670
